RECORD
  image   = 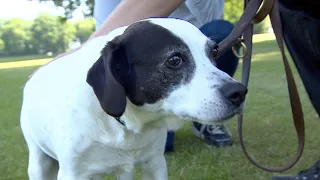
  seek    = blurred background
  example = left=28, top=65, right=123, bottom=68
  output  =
left=0, top=0, right=271, bottom=58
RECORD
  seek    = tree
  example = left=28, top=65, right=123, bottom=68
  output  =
left=0, top=22, right=4, bottom=55
left=74, top=18, right=95, bottom=44
left=0, top=19, right=5, bottom=26
left=30, top=14, right=59, bottom=53
left=223, top=0, right=271, bottom=34
left=39, top=0, right=270, bottom=37
left=40, top=0, right=251, bottom=29
left=43, top=0, right=243, bottom=23
left=30, top=13, right=76, bottom=54
left=38, top=0, right=94, bottom=21
left=253, top=17, right=271, bottom=34
left=56, top=21, right=77, bottom=52
left=223, top=0, right=244, bottom=24
left=0, top=39, right=4, bottom=55
left=1, top=18, right=32, bottom=56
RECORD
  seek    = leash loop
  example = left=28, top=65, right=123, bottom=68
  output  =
left=217, top=0, right=305, bottom=173
left=251, top=0, right=275, bottom=24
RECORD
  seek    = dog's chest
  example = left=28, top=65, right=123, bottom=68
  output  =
left=73, top=137, right=160, bottom=177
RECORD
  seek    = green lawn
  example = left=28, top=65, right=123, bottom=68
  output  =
left=0, top=54, right=52, bottom=63
left=0, top=39, right=319, bottom=180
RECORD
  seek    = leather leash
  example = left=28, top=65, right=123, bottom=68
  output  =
left=214, top=0, right=305, bottom=172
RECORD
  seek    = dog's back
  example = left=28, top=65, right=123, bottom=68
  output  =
left=20, top=36, right=105, bottom=159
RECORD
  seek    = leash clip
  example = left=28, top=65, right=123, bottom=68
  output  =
left=232, top=38, right=248, bottom=58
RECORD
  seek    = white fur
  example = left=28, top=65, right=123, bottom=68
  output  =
left=20, top=18, right=243, bottom=180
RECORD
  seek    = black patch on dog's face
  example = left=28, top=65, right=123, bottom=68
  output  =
left=87, top=20, right=196, bottom=117
left=120, top=21, right=196, bottom=105
left=205, top=40, right=218, bottom=63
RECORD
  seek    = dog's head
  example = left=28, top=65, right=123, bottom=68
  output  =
left=87, top=18, right=247, bottom=127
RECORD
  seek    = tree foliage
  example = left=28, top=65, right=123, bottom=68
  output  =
left=0, top=14, right=92, bottom=56
left=31, top=14, right=61, bottom=53
left=57, top=21, right=77, bottom=52
left=0, top=39, right=4, bottom=54
left=0, top=22, right=4, bottom=54
left=224, top=0, right=270, bottom=33
left=38, top=0, right=94, bottom=21
left=223, top=0, right=244, bottom=24
left=74, top=18, right=95, bottom=43
left=39, top=0, right=270, bottom=34
left=0, top=0, right=272, bottom=57
left=30, top=13, right=76, bottom=54
left=1, top=19, right=32, bottom=55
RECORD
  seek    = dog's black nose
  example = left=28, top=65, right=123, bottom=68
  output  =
left=220, top=82, right=247, bottom=106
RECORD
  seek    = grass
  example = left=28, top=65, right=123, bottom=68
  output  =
left=0, top=59, right=51, bottom=70
left=0, top=54, right=52, bottom=70
left=0, top=34, right=319, bottom=180
left=0, top=54, right=51, bottom=63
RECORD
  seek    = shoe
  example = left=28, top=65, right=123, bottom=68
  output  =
left=192, top=122, right=233, bottom=147
left=271, top=161, right=320, bottom=180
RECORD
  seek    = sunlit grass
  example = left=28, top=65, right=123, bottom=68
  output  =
left=0, top=59, right=50, bottom=69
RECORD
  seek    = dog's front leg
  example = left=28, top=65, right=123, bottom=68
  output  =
left=57, top=170, right=98, bottom=180
left=116, top=171, right=133, bottom=180
left=140, top=155, right=168, bottom=180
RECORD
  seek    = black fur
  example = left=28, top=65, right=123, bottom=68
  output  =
left=205, top=40, right=219, bottom=63
left=86, top=40, right=129, bottom=117
left=87, top=20, right=196, bottom=117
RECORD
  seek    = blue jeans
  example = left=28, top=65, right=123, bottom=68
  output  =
left=165, top=20, right=239, bottom=152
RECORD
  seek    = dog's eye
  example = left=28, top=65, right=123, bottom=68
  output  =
left=166, top=55, right=183, bottom=68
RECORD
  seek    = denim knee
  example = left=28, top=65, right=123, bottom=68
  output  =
left=200, top=20, right=239, bottom=77
left=200, top=20, right=234, bottom=43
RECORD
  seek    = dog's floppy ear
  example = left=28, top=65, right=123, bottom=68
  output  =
left=86, top=38, right=131, bottom=117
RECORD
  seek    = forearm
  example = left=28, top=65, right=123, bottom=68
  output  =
left=89, top=0, right=184, bottom=40
left=29, top=0, right=184, bottom=79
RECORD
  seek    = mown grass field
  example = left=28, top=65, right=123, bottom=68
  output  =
left=0, top=54, right=51, bottom=63
left=0, top=34, right=319, bottom=180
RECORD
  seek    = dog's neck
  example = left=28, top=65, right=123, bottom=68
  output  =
left=120, top=100, right=185, bottom=133
left=86, top=89, right=184, bottom=134
left=119, top=101, right=166, bottom=133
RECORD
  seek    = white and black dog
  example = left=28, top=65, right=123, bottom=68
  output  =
left=20, top=18, right=247, bottom=180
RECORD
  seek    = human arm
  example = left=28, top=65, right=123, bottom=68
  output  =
left=88, top=0, right=185, bottom=40
left=185, top=0, right=224, bottom=25
left=29, top=0, right=184, bottom=78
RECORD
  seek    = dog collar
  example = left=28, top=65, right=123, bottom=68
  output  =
left=114, top=117, right=125, bottom=126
